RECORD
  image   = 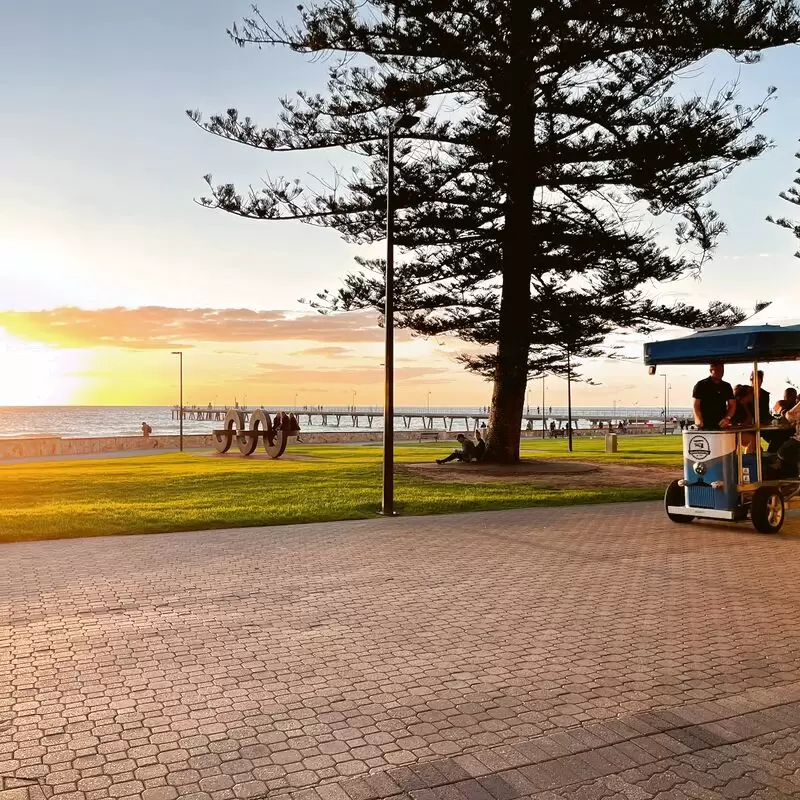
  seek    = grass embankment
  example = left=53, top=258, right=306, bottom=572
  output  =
left=0, top=436, right=682, bottom=542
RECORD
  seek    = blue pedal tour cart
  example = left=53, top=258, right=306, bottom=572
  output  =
left=644, top=324, right=800, bottom=534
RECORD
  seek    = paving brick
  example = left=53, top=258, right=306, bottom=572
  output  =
left=391, top=767, right=430, bottom=792
left=433, top=760, right=472, bottom=784
left=316, top=782, right=352, bottom=800
left=611, top=741, right=657, bottom=768
left=342, top=778, right=380, bottom=800
left=511, top=741, right=552, bottom=764
left=452, top=756, right=491, bottom=779
left=475, top=774, right=517, bottom=800
left=518, top=763, right=563, bottom=792
left=410, top=763, right=448, bottom=788
left=450, top=780, right=494, bottom=800
left=548, top=754, right=600, bottom=785
left=363, top=772, right=402, bottom=798
left=5, top=505, right=800, bottom=800
left=573, top=749, right=620, bottom=779
left=232, top=781, right=267, bottom=798
left=142, top=789, right=179, bottom=800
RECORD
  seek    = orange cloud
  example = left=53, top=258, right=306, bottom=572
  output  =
left=0, top=307, right=383, bottom=349
left=289, top=345, right=354, bottom=357
left=251, top=361, right=451, bottom=385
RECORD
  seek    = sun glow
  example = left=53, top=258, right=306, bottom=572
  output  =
left=0, top=330, right=88, bottom=405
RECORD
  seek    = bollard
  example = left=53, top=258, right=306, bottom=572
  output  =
left=605, top=433, right=618, bottom=453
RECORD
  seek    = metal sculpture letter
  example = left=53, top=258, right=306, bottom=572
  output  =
left=213, top=409, right=290, bottom=458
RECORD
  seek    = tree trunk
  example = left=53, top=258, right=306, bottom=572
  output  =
left=485, top=299, right=530, bottom=462
left=484, top=0, right=534, bottom=464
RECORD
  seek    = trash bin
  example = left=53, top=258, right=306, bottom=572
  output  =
left=605, top=433, right=618, bottom=453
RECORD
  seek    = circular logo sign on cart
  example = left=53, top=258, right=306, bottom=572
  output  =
left=688, top=435, right=711, bottom=460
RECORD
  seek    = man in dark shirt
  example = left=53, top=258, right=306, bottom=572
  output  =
left=692, top=362, right=735, bottom=430
left=750, top=369, right=771, bottom=424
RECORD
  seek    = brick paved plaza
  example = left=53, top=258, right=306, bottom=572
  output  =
left=3, top=503, right=800, bottom=799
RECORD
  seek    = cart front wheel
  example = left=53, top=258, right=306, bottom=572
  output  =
left=665, top=480, right=693, bottom=524
left=751, top=487, right=785, bottom=534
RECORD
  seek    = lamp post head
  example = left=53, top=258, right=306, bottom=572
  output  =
left=394, top=113, right=420, bottom=131
left=171, top=351, right=182, bottom=355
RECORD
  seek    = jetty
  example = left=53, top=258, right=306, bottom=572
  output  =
left=172, top=405, right=681, bottom=431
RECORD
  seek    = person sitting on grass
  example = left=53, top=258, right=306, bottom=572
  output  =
left=436, top=433, right=476, bottom=464
left=474, top=429, right=486, bottom=461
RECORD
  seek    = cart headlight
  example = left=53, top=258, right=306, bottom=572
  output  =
left=694, top=462, right=707, bottom=475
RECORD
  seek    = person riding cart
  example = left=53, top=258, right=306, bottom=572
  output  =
left=692, top=362, right=735, bottom=430
left=645, top=323, right=800, bottom=534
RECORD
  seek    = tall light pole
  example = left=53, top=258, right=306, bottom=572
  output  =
left=383, top=113, right=420, bottom=516
left=352, top=390, right=357, bottom=410
left=566, top=347, right=573, bottom=453
left=427, top=391, right=431, bottom=411
left=542, top=375, right=546, bottom=439
left=663, top=373, right=667, bottom=436
left=171, top=351, right=183, bottom=452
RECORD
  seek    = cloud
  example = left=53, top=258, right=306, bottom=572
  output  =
left=250, top=360, right=449, bottom=385
left=0, top=306, right=383, bottom=349
left=289, top=345, right=354, bottom=357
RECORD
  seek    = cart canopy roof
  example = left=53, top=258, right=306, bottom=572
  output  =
left=644, top=324, right=800, bottom=366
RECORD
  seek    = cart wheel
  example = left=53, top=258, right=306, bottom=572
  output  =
left=750, top=487, right=785, bottom=534
left=665, top=480, right=693, bottom=524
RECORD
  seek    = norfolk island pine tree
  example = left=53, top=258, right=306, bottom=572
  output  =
left=190, top=1, right=800, bottom=461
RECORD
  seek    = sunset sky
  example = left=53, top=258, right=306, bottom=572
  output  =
left=2, top=1, right=800, bottom=408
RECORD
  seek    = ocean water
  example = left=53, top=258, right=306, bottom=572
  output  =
left=0, top=406, right=692, bottom=439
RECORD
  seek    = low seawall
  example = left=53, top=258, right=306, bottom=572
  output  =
left=0, top=426, right=662, bottom=461
left=0, top=430, right=453, bottom=460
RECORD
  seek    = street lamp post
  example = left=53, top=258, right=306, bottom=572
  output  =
left=171, top=351, right=183, bottom=452
left=383, top=113, right=420, bottom=516
left=566, top=347, right=573, bottom=453
left=427, top=391, right=431, bottom=411
left=663, top=373, right=667, bottom=436
left=542, top=375, right=547, bottom=439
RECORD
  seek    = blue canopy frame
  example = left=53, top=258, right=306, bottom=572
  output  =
left=644, top=324, right=800, bottom=366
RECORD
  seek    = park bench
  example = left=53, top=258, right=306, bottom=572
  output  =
left=213, top=409, right=298, bottom=458
left=419, top=430, right=440, bottom=443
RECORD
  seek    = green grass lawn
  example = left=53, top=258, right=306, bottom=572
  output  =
left=519, top=432, right=683, bottom=467
left=0, top=436, right=683, bottom=542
